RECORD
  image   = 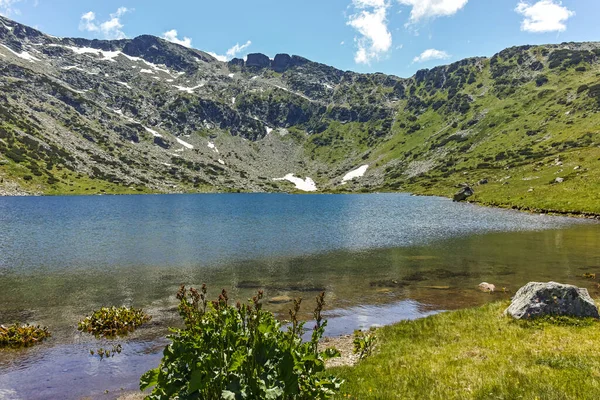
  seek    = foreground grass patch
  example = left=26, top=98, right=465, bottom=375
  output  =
left=334, top=302, right=600, bottom=399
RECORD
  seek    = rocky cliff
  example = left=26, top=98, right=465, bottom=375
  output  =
left=1, top=16, right=599, bottom=213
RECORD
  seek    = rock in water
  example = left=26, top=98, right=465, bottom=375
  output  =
left=268, top=295, right=293, bottom=304
left=505, top=282, right=599, bottom=319
left=453, top=186, right=474, bottom=202
left=478, top=282, right=496, bottom=292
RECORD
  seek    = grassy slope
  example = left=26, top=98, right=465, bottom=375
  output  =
left=2, top=43, right=599, bottom=210
left=334, top=302, right=600, bottom=399
left=369, top=55, right=600, bottom=214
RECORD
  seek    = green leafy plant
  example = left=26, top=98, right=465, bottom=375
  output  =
left=140, top=285, right=343, bottom=399
left=0, top=323, right=51, bottom=348
left=353, top=329, right=376, bottom=360
left=78, top=306, right=151, bottom=338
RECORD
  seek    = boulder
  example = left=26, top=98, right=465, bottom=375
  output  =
left=453, top=185, right=474, bottom=202
left=478, top=282, right=495, bottom=293
left=555, top=177, right=565, bottom=184
left=153, top=136, right=171, bottom=149
left=505, top=282, right=599, bottom=320
left=478, top=179, right=488, bottom=185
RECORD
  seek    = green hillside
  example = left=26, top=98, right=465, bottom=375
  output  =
left=0, top=15, right=599, bottom=214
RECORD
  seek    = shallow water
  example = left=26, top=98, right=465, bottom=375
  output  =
left=0, top=193, right=599, bottom=399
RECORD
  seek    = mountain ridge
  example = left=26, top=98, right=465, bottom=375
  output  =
left=0, top=15, right=599, bottom=214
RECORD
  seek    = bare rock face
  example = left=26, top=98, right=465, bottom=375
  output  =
left=505, top=282, right=599, bottom=319
left=246, top=53, right=271, bottom=70
left=272, top=53, right=292, bottom=72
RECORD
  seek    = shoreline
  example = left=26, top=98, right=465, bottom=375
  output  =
left=2, top=188, right=599, bottom=222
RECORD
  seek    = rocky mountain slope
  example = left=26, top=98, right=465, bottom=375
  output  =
left=0, top=16, right=599, bottom=213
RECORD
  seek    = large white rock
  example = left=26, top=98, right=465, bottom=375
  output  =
left=505, top=282, right=599, bottom=320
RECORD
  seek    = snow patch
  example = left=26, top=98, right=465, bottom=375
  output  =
left=145, top=127, right=162, bottom=138
left=218, top=159, right=226, bottom=165
left=266, top=127, right=273, bottom=135
left=117, top=81, right=132, bottom=89
left=208, top=142, right=219, bottom=153
left=231, top=97, right=236, bottom=105
left=1, top=45, right=39, bottom=62
left=173, top=84, right=204, bottom=93
left=176, top=137, right=194, bottom=149
left=62, top=65, right=97, bottom=75
left=228, top=73, right=235, bottom=78
left=140, top=69, right=153, bottom=74
left=274, top=174, right=317, bottom=192
left=342, top=165, right=369, bottom=183
left=50, top=45, right=175, bottom=75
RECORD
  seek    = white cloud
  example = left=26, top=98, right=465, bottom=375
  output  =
left=397, top=0, right=469, bottom=23
left=79, top=7, right=131, bottom=40
left=0, top=0, right=21, bottom=16
left=162, top=29, right=192, bottom=48
left=207, top=51, right=228, bottom=62
left=347, top=0, right=392, bottom=64
left=206, top=41, right=252, bottom=62
left=515, top=1, right=575, bottom=33
left=226, top=40, right=252, bottom=58
left=413, top=48, right=450, bottom=63
left=79, top=11, right=97, bottom=32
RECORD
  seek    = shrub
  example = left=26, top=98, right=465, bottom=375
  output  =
left=140, top=285, right=343, bottom=399
left=535, top=75, right=549, bottom=87
left=0, top=323, right=51, bottom=348
left=78, top=306, right=151, bottom=338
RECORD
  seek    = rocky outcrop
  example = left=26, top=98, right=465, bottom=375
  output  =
left=245, top=53, right=271, bottom=70
left=505, top=282, right=600, bottom=319
left=272, top=54, right=292, bottom=72
left=453, top=185, right=474, bottom=202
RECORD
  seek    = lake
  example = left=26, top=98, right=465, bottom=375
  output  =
left=1, top=193, right=599, bottom=399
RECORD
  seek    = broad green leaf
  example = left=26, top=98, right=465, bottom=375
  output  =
left=188, top=369, right=205, bottom=393
left=139, top=368, right=159, bottom=391
left=264, top=386, right=284, bottom=400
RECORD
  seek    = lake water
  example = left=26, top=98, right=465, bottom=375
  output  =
left=1, top=193, right=599, bottom=399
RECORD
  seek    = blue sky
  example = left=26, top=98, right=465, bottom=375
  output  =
left=1, top=0, right=598, bottom=77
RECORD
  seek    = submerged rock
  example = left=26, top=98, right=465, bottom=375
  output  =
left=268, top=295, right=293, bottom=304
left=453, top=185, right=474, bottom=202
left=505, top=281, right=600, bottom=320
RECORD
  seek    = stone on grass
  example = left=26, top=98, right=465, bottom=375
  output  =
left=453, top=185, right=474, bottom=202
left=505, top=281, right=599, bottom=320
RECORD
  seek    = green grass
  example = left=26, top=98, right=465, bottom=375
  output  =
left=333, top=302, right=600, bottom=399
